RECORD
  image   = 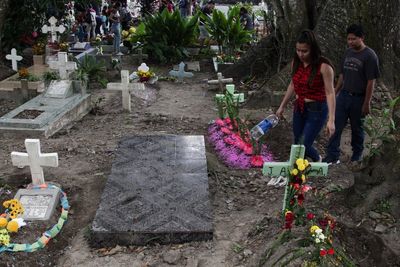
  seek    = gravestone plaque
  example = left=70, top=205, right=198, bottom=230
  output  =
left=14, top=188, right=60, bottom=221
left=45, top=80, right=73, bottom=98
left=91, top=135, right=213, bottom=247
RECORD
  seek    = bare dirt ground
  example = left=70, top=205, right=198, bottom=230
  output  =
left=0, top=63, right=398, bottom=266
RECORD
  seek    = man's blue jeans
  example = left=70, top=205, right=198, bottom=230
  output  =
left=326, top=90, right=365, bottom=161
left=112, top=23, right=121, bottom=54
left=293, top=101, right=328, bottom=162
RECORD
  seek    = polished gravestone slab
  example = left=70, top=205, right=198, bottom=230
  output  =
left=90, top=135, right=213, bottom=247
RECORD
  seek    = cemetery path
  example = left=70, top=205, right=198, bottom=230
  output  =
left=0, top=65, right=397, bottom=266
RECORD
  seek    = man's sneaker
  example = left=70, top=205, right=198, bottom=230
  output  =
left=322, top=156, right=340, bottom=165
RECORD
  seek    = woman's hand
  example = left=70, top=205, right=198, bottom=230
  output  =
left=326, top=119, right=335, bottom=138
left=276, top=106, right=284, bottom=118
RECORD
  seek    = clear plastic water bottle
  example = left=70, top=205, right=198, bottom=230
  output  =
left=250, top=114, right=279, bottom=141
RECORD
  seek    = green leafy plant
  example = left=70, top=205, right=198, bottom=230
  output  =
left=363, top=96, right=400, bottom=158
left=130, top=9, right=199, bottom=63
left=42, top=71, right=60, bottom=86
left=201, top=6, right=253, bottom=55
left=73, top=55, right=107, bottom=88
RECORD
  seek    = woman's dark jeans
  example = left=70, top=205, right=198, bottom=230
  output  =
left=293, top=101, right=328, bottom=162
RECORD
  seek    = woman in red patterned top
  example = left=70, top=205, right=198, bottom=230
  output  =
left=276, top=30, right=336, bottom=162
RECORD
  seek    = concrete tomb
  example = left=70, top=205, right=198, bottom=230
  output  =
left=48, top=52, right=77, bottom=79
left=91, top=135, right=213, bottom=247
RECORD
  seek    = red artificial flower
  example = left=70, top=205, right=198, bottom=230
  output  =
left=320, top=249, right=327, bottom=257
left=285, top=211, right=294, bottom=222
left=223, top=137, right=236, bottom=146
left=224, top=117, right=231, bottom=125
left=297, top=194, right=304, bottom=206
left=250, top=155, right=264, bottom=167
left=243, top=143, right=253, bottom=155
left=306, top=213, right=315, bottom=220
left=328, top=248, right=335, bottom=255
left=319, top=219, right=328, bottom=229
left=220, top=127, right=232, bottom=135
left=284, top=222, right=292, bottom=229
left=293, top=183, right=300, bottom=190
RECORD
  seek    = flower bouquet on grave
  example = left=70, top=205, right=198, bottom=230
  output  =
left=59, top=42, right=69, bottom=52
left=129, top=63, right=158, bottom=84
left=32, top=42, right=45, bottom=55
left=91, top=35, right=102, bottom=47
left=216, top=52, right=241, bottom=63
left=0, top=199, right=26, bottom=246
left=17, top=68, right=40, bottom=81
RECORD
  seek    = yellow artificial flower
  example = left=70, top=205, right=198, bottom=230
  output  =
left=298, top=164, right=305, bottom=171
left=296, top=158, right=304, bottom=166
left=0, top=218, right=7, bottom=228
left=3, top=200, right=10, bottom=208
left=301, top=174, right=306, bottom=182
left=291, top=169, right=299, bottom=176
left=310, top=225, right=320, bottom=234
left=129, top=27, right=136, bottom=34
left=6, top=221, right=18, bottom=232
left=304, top=159, right=309, bottom=167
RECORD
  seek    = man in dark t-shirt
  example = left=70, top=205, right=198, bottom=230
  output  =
left=324, top=24, right=380, bottom=164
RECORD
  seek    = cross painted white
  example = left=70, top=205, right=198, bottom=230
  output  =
left=42, top=16, right=66, bottom=43
left=48, top=52, right=77, bottom=79
left=6, top=48, right=23, bottom=71
left=107, top=70, right=144, bottom=112
left=11, top=139, right=58, bottom=185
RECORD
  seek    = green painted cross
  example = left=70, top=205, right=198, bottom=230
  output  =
left=263, top=144, right=329, bottom=212
left=215, top=84, right=245, bottom=118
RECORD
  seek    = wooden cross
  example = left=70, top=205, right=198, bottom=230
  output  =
left=131, top=48, right=148, bottom=63
left=48, top=52, right=77, bottom=79
left=11, top=139, right=59, bottom=185
left=168, top=62, right=194, bottom=82
left=263, top=145, right=329, bottom=212
left=41, top=16, right=66, bottom=43
left=215, top=84, right=245, bottom=118
left=208, top=72, right=233, bottom=92
left=6, top=48, right=23, bottom=71
left=106, top=70, right=144, bottom=112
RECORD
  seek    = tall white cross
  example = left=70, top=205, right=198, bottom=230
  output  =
left=208, top=72, right=233, bottom=92
left=48, top=52, right=77, bottom=79
left=169, top=62, right=194, bottom=82
left=107, top=70, right=144, bottom=112
left=42, top=16, right=66, bottom=43
left=6, top=48, right=23, bottom=71
left=11, top=139, right=59, bottom=185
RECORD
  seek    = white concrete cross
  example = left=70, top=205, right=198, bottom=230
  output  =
left=168, top=62, right=194, bottom=82
left=208, top=72, right=233, bottom=92
left=11, top=139, right=59, bottom=185
left=107, top=70, right=144, bottom=112
left=6, top=48, right=23, bottom=71
left=48, top=52, right=77, bottom=79
left=42, top=16, right=66, bottom=43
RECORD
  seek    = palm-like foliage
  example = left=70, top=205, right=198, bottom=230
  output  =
left=201, top=6, right=253, bottom=55
left=131, top=9, right=199, bottom=63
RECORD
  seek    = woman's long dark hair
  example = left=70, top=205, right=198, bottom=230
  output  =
left=292, top=29, right=333, bottom=86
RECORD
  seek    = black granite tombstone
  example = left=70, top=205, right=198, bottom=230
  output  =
left=90, top=135, right=213, bottom=247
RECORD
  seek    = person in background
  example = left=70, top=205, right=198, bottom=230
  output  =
left=239, top=7, right=254, bottom=31
left=109, top=3, right=122, bottom=55
left=324, top=24, right=380, bottom=164
left=198, top=0, right=215, bottom=48
left=276, top=30, right=336, bottom=162
left=179, top=0, right=189, bottom=17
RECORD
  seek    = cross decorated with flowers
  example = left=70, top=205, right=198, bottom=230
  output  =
left=263, top=144, right=329, bottom=212
left=41, top=16, right=66, bottom=43
left=215, top=84, right=245, bottom=119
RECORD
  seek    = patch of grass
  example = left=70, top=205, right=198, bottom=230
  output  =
left=232, top=242, right=244, bottom=253
left=375, top=198, right=391, bottom=213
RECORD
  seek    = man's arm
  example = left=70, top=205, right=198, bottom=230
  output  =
left=334, top=74, right=343, bottom=95
left=362, top=79, right=375, bottom=116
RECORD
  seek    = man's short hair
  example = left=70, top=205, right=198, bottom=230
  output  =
left=207, top=0, right=215, bottom=5
left=347, top=24, right=365, bottom=38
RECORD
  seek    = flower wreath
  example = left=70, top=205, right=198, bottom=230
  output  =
left=0, top=183, right=69, bottom=253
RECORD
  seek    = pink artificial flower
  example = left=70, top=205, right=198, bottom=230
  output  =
left=215, top=119, right=225, bottom=127
left=243, top=143, right=253, bottom=155
left=301, top=185, right=312, bottom=193
left=32, top=31, right=38, bottom=38
left=220, top=127, right=231, bottom=135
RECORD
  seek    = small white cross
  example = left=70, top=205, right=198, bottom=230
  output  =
left=107, top=70, right=144, bottom=112
left=11, top=139, right=59, bottom=185
left=208, top=72, right=233, bottom=92
left=169, top=62, right=194, bottom=82
left=6, top=48, right=23, bottom=71
left=48, top=52, right=77, bottom=79
left=42, top=16, right=66, bottom=43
